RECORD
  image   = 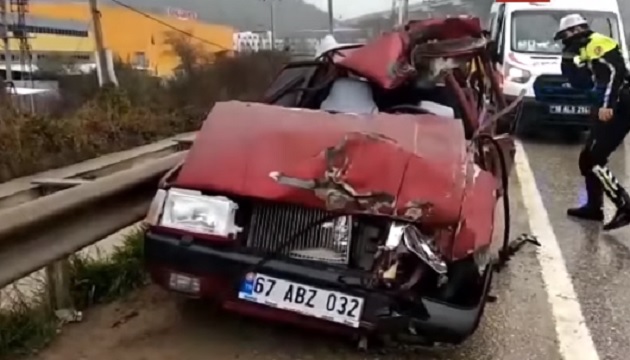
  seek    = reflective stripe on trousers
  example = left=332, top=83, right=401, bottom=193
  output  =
left=593, top=164, right=620, bottom=200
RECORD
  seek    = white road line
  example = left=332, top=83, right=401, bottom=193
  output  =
left=514, top=140, right=599, bottom=360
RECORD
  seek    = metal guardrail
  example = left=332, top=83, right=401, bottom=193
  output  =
left=0, top=132, right=195, bottom=210
left=0, top=140, right=190, bottom=289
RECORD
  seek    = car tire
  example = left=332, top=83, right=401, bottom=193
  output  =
left=560, top=130, right=584, bottom=143
left=514, top=111, right=537, bottom=139
left=495, top=116, right=512, bottom=135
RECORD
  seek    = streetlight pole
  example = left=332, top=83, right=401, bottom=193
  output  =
left=270, top=0, right=275, bottom=49
left=260, top=0, right=278, bottom=50
left=327, top=0, right=333, bottom=35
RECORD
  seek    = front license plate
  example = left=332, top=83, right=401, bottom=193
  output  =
left=238, top=273, right=364, bottom=328
left=549, top=104, right=591, bottom=115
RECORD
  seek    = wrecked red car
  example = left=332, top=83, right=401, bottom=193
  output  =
left=143, top=17, right=525, bottom=347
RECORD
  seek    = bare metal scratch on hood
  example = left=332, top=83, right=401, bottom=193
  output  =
left=270, top=132, right=433, bottom=219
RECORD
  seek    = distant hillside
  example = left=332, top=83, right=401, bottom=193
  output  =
left=346, top=0, right=630, bottom=41
left=32, top=0, right=331, bottom=37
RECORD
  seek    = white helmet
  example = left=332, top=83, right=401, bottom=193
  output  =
left=554, top=14, right=588, bottom=40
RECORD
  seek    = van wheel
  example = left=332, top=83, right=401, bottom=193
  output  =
left=560, top=130, right=584, bottom=143
left=495, top=116, right=512, bottom=134
left=514, top=113, right=537, bottom=139
left=496, top=108, right=520, bottom=135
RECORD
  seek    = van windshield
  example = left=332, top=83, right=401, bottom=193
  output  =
left=511, top=10, right=620, bottom=54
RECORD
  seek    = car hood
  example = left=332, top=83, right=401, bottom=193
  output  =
left=174, top=101, right=469, bottom=225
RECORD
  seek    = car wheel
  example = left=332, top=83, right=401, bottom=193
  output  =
left=514, top=112, right=537, bottom=139
left=560, top=130, right=584, bottom=143
left=495, top=116, right=512, bottom=134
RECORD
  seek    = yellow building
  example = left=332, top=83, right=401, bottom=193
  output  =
left=29, top=2, right=235, bottom=76
left=1, top=15, right=95, bottom=75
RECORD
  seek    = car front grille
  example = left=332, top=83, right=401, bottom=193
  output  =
left=245, top=203, right=352, bottom=265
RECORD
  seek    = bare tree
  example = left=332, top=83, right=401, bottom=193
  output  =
left=162, top=31, right=215, bottom=76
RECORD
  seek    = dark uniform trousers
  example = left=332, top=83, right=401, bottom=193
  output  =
left=579, top=87, right=630, bottom=209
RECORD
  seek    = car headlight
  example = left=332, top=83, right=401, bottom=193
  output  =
left=158, top=188, right=242, bottom=237
left=504, top=63, right=531, bottom=84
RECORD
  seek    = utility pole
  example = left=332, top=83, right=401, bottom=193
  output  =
left=89, top=0, right=112, bottom=85
left=327, top=0, right=333, bottom=35
left=0, top=0, right=12, bottom=82
left=402, top=0, right=409, bottom=24
left=395, top=0, right=410, bottom=27
left=390, top=0, right=397, bottom=28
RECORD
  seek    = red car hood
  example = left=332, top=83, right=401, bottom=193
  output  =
left=175, top=101, right=469, bottom=225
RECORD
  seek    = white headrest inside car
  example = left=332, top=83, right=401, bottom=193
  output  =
left=418, top=100, right=455, bottom=118
left=320, top=78, right=378, bottom=115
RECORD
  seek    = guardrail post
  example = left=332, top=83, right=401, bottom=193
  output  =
left=36, top=182, right=76, bottom=314
left=45, top=259, right=74, bottom=312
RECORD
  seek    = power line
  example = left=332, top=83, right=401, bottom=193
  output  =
left=109, top=0, right=231, bottom=50
left=73, top=18, right=92, bottom=53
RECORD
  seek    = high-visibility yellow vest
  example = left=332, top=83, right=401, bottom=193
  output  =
left=577, top=32, right=619, bottom=63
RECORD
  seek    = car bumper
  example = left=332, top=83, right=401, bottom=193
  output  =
left=506, top=95, right=593, bottom=129
left=144, top=230, right=493, bottom=344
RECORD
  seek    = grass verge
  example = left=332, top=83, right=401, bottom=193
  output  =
left=0, top=49, right=288, bottom=182
left=0, top=228, right=147, bottom=358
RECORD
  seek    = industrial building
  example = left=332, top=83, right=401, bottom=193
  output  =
left=1, top=15, right=94, bottom=67
left=233, top=31, right=282, bottom=52
left=28, top=2, right=235, bottom=76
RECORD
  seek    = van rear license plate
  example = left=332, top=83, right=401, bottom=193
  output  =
left=549, top=105, right=590, bottom=115
left=238, top=272, right=364, bottom=328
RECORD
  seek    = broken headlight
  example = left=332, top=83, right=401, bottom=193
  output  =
left=387, top=222, right=447, bottom=275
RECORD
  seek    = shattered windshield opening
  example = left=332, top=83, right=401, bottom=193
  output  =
left=511, top=10, right=620, bottom=54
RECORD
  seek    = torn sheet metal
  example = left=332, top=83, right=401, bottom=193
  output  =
left=175, top=101, right=468, bottom=226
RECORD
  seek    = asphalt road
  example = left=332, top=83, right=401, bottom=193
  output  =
left=30, top=134, right=630, bottom=360
left=522, top=133, right=630, bottom=360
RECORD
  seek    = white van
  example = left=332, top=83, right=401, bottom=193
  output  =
left=488, top=0, right=628, bottom=137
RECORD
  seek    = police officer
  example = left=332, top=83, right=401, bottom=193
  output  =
left=555, top=14, right=630, bottom=230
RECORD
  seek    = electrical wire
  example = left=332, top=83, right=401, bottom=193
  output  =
left=109, top=0, right=231, bottom=50
left=74, top=19, right=92, bottom=53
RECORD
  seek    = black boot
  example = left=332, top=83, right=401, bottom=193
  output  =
left=603, top=188, right=630, bottom=230
left=567, top=176, right=604, bottom=221
left=567, top=205, right=605, bottom=221
left=592, top=164, right=630, bottom=230
left=603, top=206, right=630, bottom=230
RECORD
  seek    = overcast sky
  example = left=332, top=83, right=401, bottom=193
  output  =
left=304, top=0, right=423, bottom=19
